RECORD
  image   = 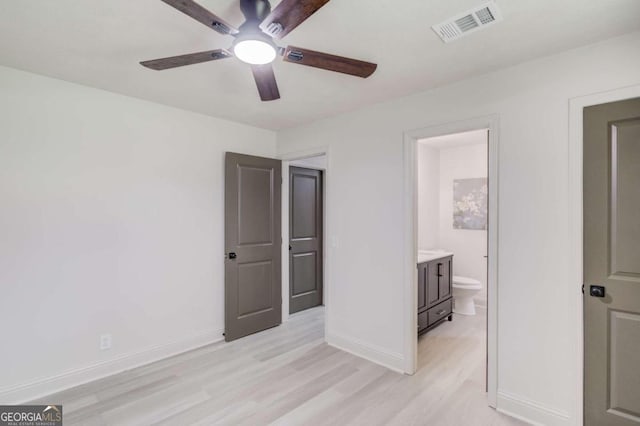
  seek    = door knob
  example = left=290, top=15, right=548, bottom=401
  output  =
left=589, top=285, right=605, bottom=298
left=228, top=252, right=237, bottom=260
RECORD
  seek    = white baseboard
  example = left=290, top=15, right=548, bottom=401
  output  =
left=0, top=328, right=224, bottom=404
left=327, top=331, right=404, bottom=373
left=497, top=390, right=572, bottom=426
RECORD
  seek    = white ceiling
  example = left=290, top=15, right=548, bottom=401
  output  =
left=0, top=0, right=639, bottom=130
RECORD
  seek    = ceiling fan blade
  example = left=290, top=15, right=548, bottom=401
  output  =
left=251, top=65, right=280, bottom=101
left=259, top=0, right=330, bottom=39
left=140, top=49, right=232, bottom=70
left=161, top=0, right=238, bottom=35
left=282, top=46, right=377, bottom=78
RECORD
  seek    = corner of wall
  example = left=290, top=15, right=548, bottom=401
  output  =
left=326, top=332, right=405, bottom=374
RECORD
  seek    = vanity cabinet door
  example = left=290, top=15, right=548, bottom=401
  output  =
left=438, top=257, right=452, bottom=301
left=417, top=263, right=427, bottom=312
left=427, top=262, right=440, bottom=306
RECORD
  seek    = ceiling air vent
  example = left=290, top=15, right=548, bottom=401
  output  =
left=432, top=1, right=503, bottom=43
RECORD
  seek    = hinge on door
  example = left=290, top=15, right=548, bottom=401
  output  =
left=581, top=284, right=584, bottom=294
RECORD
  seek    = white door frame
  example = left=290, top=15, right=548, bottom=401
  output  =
left=403, top=115, right=499, bottom=407
left=568, top=84, right=640, bottom=426
left=279, top=146, right=330, bottom=336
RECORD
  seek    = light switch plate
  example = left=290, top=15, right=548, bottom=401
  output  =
left=100, top=334, right=112, bottom=350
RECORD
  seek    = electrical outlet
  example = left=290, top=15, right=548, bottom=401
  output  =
left=100, top=334, right=112, bottom=351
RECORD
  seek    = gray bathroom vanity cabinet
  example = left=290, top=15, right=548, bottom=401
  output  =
left=417, top=255, right=453, bottom=334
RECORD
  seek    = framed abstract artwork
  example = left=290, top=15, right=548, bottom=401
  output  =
left=453, top=178, right=487, bottom=230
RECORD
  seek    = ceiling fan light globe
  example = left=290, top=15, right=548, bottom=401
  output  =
left=233, top=39, right=277, bottom=65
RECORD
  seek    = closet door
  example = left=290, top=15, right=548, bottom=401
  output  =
left=289, top=167, right=323, bottom=314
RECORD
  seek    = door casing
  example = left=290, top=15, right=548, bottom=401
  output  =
left=403, top=115, right=499, bottom=408
left=279, top=147, right=329, bottom=328
left=569, top=84, right=640, bottom=425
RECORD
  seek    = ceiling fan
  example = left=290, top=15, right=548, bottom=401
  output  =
left=140, top=0, right=377, bottom=101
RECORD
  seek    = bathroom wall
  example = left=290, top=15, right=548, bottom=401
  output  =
left=417, top=145, right=440, bottom=250
left=438, top=142, right=488, bottom=306
left=418, top=132, right=488, bottom=306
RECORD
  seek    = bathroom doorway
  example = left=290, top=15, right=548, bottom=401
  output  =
left=418, top=130, right=489, bottom=314
left=416, top=129, right=489, bottom=385
left=403, top=116, right=499, bottom=408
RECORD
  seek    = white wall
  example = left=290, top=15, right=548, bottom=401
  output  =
left=416, top=145, right=439, bottom=250
left=417, top=135, right=488, bottom=307
left=289, top=154, right=327, bottom=170
left=276, top=32, right=640, bottom=426
left=0, top=66, right=276, bottom=403
left=438, top=142, right=488, bottom=306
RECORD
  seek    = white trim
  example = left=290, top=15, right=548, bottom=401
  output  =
left=402, top=132, right=418, bottom=373
left=497, top=391, right=571, bottom=426
left=0, top=328, right=223, bottom=404
left=402, top=115, right=499, bottom=408
left=278, top=146, right=330, bottom=342
left=279, top=146, right=330, bottom=162
left=281, top=161, right=291, bottom=323
left=327, top=332, right=405, bottom=373
left=568, top=83, right=640, bottom=426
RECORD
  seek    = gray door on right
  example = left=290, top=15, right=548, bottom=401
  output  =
left=289, top=166, right=323, bottom=314
left=584, top=97, right=640, bottom=425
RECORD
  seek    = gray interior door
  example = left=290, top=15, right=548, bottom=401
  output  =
left=584, top=97, right=640, bottom=425
left=289, top=166, right=323, bottom=314
left=225, top=152, right=281, bottom=342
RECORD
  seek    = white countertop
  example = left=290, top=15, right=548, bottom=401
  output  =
left=417, top=250, right=454, bottom=264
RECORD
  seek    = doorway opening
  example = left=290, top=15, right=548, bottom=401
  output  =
left=281, top=152, right=328, bottom=328
left=224, top=149, right=328, bottom=342
left=403, top=116, right=499, bottom=407
left=416, top=128, right=489, bottom=390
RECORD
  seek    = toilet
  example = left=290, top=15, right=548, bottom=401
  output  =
left=452, top=276, right=482, bottom=315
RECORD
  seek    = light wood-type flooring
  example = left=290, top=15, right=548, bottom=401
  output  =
left=34, top=306, right=525, bottom=425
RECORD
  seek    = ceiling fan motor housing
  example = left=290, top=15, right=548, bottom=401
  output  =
left=240, top=0, right=272, bottom=26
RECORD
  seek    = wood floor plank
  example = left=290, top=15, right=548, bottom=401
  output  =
left=33, top=306, right=525, bottom=425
